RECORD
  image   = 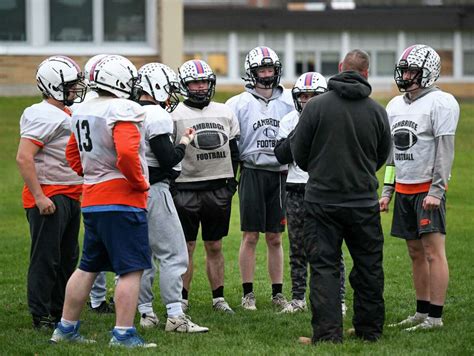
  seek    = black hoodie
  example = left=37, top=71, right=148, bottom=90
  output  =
left=291, top=71, right=391, bottom=206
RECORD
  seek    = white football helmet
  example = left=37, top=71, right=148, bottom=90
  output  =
left=139, top=62, right=180, bottom=112
left=91, top=55, right=141, bottom=99
left=84, top=54, right=109, bottom=87
left=292, top=72, right=328, bottom=113
left=394, top=44, right=441, bottom=92
left=36, top=55, right=86, bottom=106
left=178, top=59, right=216, bottom=104
left=244, top=46, right=282, bottom=89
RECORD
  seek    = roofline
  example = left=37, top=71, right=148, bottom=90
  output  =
left=184, top=6, right=474, bottom=31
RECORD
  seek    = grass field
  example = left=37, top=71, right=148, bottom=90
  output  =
left=0, top=94, right=473, bottom=355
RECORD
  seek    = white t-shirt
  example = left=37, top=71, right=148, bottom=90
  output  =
left=171, top=102, right=240, bottom=183
left=386, top=90, right=459, bottom=184
left=277, top=110, right=309, bottom=184
left=19, top=100, right=83, bottom=185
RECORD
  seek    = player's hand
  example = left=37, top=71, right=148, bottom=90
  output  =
left=422, top=195, right=441, bottom=210
left=379, top=197, right=390, bottom=212
left=36, top=196, right=56, bottom=215
left=180, top=128, right=195, bottom=145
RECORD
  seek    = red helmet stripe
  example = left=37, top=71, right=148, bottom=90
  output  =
left=260, top=47, right=270, bottom=57
left=193, top=60, right=204, bottom=74
left=89, top=57, right=105, bottom=81
left=304, top=73, right=313, bottom=87
left=56, top=55, right=81, bottom=72
left=402, top=45, right=417, bottom=60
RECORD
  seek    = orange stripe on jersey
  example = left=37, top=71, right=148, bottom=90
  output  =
left=81, top=178, right=148, bottom=208
left=113, top=121, right=149, bottom=192
left=66, top=133, right=83, bottom=177
left=395, top=181, right=431, bottom=194
left=28, top=138, right=44, bottom=148
left=22, top=184, right=82, bottom=208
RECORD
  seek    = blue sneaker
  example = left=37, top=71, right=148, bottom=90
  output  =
left=50, top=321, right=95, bottom=344
left=109, top=327, right=157, bottom=348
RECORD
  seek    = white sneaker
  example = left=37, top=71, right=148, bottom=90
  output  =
left=139, top=312, right=159, bottom=328
left=212, top=297, right=235, bottom=314
left=342, top=302, right=347, bottom=318
left=181, top=299, right=189, bottom=313
left=165, top=314, right=209, bottom=333
left=241, top=292, right=257, bottom=311
left=271, top=293, right=289, bottom=309
left=405, top=317, right=443, bottom=331
left=388, top=312, right=428, bottom=327
left=280, top=299, right=307, bottom=313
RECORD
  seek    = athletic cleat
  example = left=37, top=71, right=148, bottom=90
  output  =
left=165, top=314, right=209, bottom=333
left=50, top=321, right=95, bottom=344
left=405, top=317, right=443, bottom=331
left=388, top=312, right=428, bottom=327
left=212, top=297, right=235, bottom=314
left=241, top=292, right=257, bottom=310
left=140, top=312, right=159, bottom=328
left=342, top=302, right=347, bottom=317
left=181, top=299, right=189, bottom=313
left=109, top=327, right=157, bottom=348
left=280, top=299, right=307, bottom=313
left=272, top=293, right=289, bottom=309
left=33, top=315, right=56, bottom=330
left=88, top=300, right=114, bottom=314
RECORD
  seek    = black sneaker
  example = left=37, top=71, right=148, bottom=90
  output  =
left=32, top=315, right=56, bottom=330
left=88, top=301, right=115, bottom=314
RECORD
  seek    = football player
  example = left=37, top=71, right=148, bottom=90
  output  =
left=135, top=62, right=208, bottom=333
left=16, top=55, right=86, bottom=329
left=172, top=59, right=240, bottom=314
left=226, top=46, right=294, bottom=310
left=50, top=55, right=156, bottom=347
left=381, top=45, right=460, bottom=331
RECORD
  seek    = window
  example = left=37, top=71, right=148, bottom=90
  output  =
left=104, top=0, right=146, bottom=42
left=295, top=52, right=315, bottom=76
left=437, top=50, right=453, bottom=76
left=0, top=0, right=26, bottom=41
left=464, top=51, right=474, bottom=75
left=376, top=51, right=396, bottom=77
left=321, top=52, right=339, bottom=76
left=50, top=0, right=93, bottom=42
left=208, top=53, right=228, bottom=76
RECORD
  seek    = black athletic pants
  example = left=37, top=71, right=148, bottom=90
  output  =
left=303, top=201, right=385, bottom=343
left=26, top=195, right=80, bottom=318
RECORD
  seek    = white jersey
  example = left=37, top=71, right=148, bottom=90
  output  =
left=71, top=96, right=148, bottom=185
left=277, top=110, right=309, bottom=184
left=226, top=86, right=294, bottom=171
left=171, top=102, right=239, bottom=183
left=19, top=100, right=83, bottom=185
left=386, top=90, right=459, bottom=184
left=143, top=104, right=181, bottom=172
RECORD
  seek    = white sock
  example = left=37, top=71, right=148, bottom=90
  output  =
left=114, top=326, right=133, bottom=335
left=90, top=299, right=105, bottom=309
left=166, top=302, right=183, bottom=318
left=138, top=302, right=153, bottom=316
left=60, top=318, right=78, bottom=328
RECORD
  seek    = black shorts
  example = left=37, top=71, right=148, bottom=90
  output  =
left=239, top=167, right=286, bottom=233
left=391, top=191, right=446, bottom=240
left=173, top=186, right=232, bottom=242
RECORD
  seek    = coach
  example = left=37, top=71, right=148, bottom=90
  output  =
left=291, top=49, right=391, bottom=343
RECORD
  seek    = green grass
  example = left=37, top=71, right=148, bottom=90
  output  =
left=0, top=95, right=473, bottom=355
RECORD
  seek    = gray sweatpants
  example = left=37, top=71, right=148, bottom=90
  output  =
left=138, top=181, right=189, bottom=314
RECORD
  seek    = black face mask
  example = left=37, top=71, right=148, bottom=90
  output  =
left=62, top=80, right=87, bottom=106
left=394, top=65, right=423, bottom=92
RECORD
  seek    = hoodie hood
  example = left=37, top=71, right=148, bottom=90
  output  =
left=328, top=71, right=371, bottom=100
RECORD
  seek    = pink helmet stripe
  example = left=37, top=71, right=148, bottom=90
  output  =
left=402, top=45, right=417, bottom=60
left=304, top=73, right=313, bottom=87
left=260, top=47, right=270, bottom=57
left=193, top=60, right=204, bottom=74
left=56, top=55, right=81, bottom=72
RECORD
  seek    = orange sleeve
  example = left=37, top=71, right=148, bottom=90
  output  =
left=113, top=121, right=149, bottom=192
left=66, top=133, right=84, bottom=177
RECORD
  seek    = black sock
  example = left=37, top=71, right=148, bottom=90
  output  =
left=182, top=288, right=188, bottom=300
left=212, top=286, right=224, bottom=299
left=416, top=299, right=430, bottom=314
left=429, top=304, right=444, bottom=318
left=272, top=283, right=283, bottom=297
left=242, top=283, right=253, bottom=296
